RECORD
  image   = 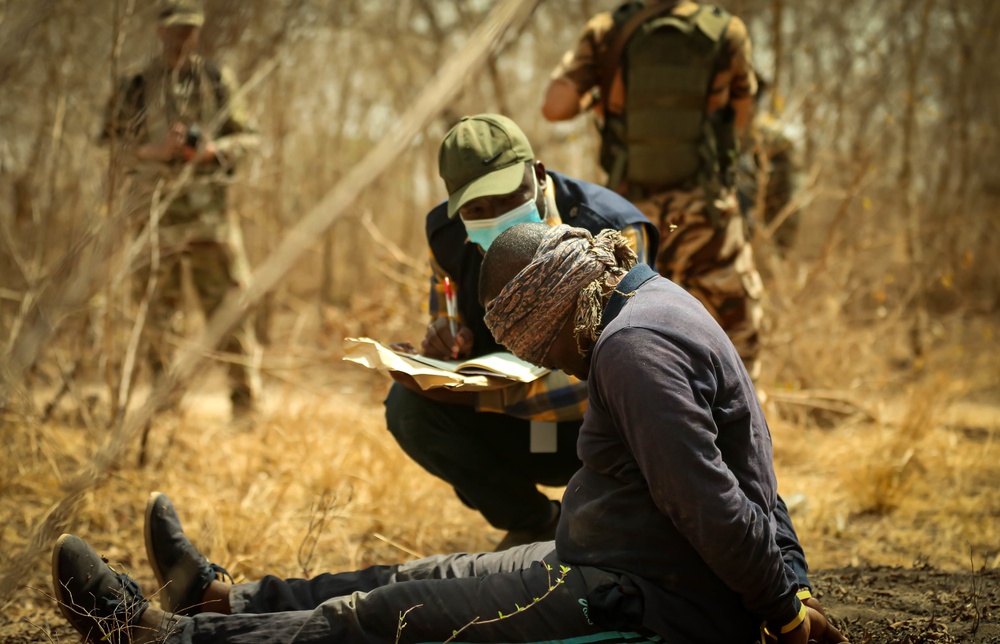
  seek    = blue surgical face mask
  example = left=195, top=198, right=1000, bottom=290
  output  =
left=461, top=173, right=543, bottom=250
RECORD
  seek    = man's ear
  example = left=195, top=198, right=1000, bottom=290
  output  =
left=533, top=161, right=547, bottom=187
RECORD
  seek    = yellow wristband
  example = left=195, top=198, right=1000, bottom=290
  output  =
left=796, top=588, right=813, bottom=602
left=779, top=603, right=808, bottom=634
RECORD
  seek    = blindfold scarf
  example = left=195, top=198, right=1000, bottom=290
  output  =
left=484, top=225, right=637, bottom=365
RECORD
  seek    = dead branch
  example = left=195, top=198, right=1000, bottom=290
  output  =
left=766, top=388, right=877, bottom=421
left=115, top=179, right=164, bottom=429
left=359, top=211, right=426, bottom=273
left=0, top=0, right=543, bottom=606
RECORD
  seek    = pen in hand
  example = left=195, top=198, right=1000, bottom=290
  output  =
left=443, top=276, right=459, bottom=358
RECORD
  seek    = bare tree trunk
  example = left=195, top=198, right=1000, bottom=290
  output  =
left=103, top=0, right=137, bottom=421
left=799, top=2, right=830, bottom=174
left=488, top=56, right=511, bottom=117
left=319, top=62, right=355, bottom=308
left=946, top=0, right=974, bottom=215
left=256, top=66, right=291, bottom=346
left=770, top=0, right=784, bottom=114
left=900, top=0, right=933, bottom=358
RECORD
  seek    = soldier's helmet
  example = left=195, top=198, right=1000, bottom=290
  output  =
left=158, top=0, right=204, bottom=27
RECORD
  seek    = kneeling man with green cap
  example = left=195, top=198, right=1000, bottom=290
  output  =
left=383, top=113, right=658, bottom=549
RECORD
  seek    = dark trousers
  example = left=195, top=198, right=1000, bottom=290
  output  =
left=167, top=543, right=657, bottom=644
left=384, top=383, right=583, bottom=531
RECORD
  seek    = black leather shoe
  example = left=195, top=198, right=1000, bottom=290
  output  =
left=52, top=534, right=149, bottom=644
left=144, top=492, right=231, bottom=615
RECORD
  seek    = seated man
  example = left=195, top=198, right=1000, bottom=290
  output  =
left=51, top=225, right=847, bottom=643
left=385, top=113, right=658, bottom=549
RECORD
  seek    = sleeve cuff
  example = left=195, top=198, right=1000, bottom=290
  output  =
left=788, top=559, right=811, bottom=589
left=763, top=596, right=804, bottom=637
left=778, top=602, right=808, bottom=634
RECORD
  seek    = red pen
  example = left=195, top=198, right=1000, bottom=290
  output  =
left=443, top=277, right=459, bottom=355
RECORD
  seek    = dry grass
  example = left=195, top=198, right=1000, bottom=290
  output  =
left=766, top=322, right=1000, bottom=572
left=3, top=306, right=998, bottom=624
left=747, top=229, right=1000, bottom=571
left=2, top=242, right=999, bottom=636
left=2, top=374, right=503, bottom=619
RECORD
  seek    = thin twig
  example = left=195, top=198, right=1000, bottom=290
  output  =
left=442, top=563, right=570, bottom=644
left=396, top=604, right=424, bottom=644
left=372, top=533, right=425, bottom=560
left=969, top=547, right=982, bottom=634
left=297, top=491, right=338, bottom=578
left=359, top=211, right=426, bottom=272
left=116, top=179, right=164, bottom=429
left=766, top=388, right=876, bottom=421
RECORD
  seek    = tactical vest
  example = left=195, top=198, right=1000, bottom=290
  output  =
left=122, top=56, right=228, bottom=147
left=600, top=2, right=732, bottom=195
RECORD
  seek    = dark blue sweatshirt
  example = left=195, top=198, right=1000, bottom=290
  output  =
left=557, top=265, right=802, bottom=643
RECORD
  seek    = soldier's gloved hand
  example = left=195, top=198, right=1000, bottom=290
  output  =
left=137, top=122, right=187, bottom=162
left=421, top=317, right=473, bottom=360
left=182, top=125, right=219, bottom=164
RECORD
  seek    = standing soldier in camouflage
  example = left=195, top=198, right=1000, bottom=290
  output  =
left=542, top=0, right=765, bottom=376
left=102, top=0, right=259, bottom=419
left=737, top=79, right=805, bottom=253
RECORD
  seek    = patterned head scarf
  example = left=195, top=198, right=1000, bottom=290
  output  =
left=484, top=225, right=637, bottom=365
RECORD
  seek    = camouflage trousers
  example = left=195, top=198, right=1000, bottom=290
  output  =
left=632, top=187, right=764, bottom=376
left=136, top=237, right=253, bottom=411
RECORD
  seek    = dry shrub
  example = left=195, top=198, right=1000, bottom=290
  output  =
left=839, top=382, right=939, bottom=516
left=769, top=356, right=1000, bottom=571
left=1, top=382, right=503, bottom=622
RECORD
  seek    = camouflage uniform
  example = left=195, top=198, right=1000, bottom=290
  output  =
left=102, top=47, right=260, bottom=413
left=549, top=0, right=764, bottom=374
left=738, top=111, right=804, bottom=251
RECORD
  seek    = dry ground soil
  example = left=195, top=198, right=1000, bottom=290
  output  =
left=2, top=358, right=998, bottom=644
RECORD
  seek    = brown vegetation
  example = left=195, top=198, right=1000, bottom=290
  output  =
left=1, top=0, right=999, bottom=642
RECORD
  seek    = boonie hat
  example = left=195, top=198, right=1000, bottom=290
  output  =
left=158, top=0, right=204, bottom=27
left=438, top=114, right=534, bottom=218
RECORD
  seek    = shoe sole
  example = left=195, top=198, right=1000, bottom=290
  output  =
left=51, top=534, right=98, bottom=642
left=143, top=491, right=170, bottom=610
left=51, top=535, right=78, bottom=630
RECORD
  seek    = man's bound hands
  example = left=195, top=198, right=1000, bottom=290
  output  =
left=774, top=598, right=848, bottom=644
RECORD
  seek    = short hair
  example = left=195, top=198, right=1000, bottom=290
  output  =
left=478, top=222, right=550, bottom=306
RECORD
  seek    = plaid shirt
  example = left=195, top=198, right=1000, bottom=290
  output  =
left=427, top=177, right=653, bottom=421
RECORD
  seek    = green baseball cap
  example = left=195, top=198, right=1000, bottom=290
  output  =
left=158, top=0, right=204, bottom=27
left=438, top=114, right=534, bottom=218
